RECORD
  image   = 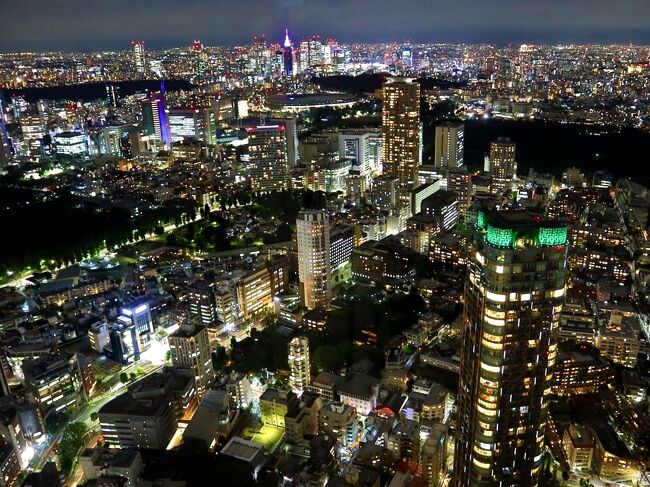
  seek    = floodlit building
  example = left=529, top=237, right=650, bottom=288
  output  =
left=382, top=77, right=421, bottom=189
left=454, top=209, right=568, bottom=486
left=489, top=137, right=517, bottom=194
left=247, top=125, right=289, bottom=192
left=99, top=367, right=197, bottom=450
left=297, top=210, right=331, bottom=310
left=168, top=322, right=215, bottom=398
left=288, top=336, right=311, bottom=395
left=434, top=122, right=464, bottom=169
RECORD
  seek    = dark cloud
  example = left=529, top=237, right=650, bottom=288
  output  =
left=2, top=0, right=650, bottom=52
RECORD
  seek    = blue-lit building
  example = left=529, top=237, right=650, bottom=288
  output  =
left=118, top=300, right=154, bottom=353
left=149, top=83, right=171, bottom=147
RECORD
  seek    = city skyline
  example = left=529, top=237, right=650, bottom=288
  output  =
left=2, top=0, right=650, bottom=52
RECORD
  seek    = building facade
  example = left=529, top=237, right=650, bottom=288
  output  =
left=453, top=209, right=568, bottom=486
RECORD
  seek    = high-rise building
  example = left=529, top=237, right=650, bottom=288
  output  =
left=188, top=282, right=219, bottom=328
left=168, top=108, right=206, bottom=142
left=132, top=40, right=146, bottom=79
left=447, top=165, right=472, bottom=214
left=372, top=175, right=400, bottom=210
left=191, top=40, right=207, bottom=80
left=382, top=77, right=421, bottom=189
left=339, top=131, right=371, bottom=179
left=288, top=336, right=310, bottom=394
left=169, top=322, right=215, bottom=398
left=22, top=352, right=86, bottom=419
left=0, top=105, right=11, bottom=166
left=489, top=137, right=517, bottom=194
left=453, top=209, right=568, bottom=486
left=150, top=85, right=171, bottom=147
left=20, top=113, right=45, bottom=159
left=297, top=210, right=331, bottom=310
left=434, top=122, right=464, bottom=169
left=272, top=117, right=299, bottom=168
left=283, top=30, right=293, bottom=77
left=247, top=125, right=289, bottom=192
left=117, top=300, right=154, bottom=353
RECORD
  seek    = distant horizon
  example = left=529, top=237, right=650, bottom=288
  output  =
left=3, top=0, right=650, bottom=52
left=2, top=36, right=650, bottom=55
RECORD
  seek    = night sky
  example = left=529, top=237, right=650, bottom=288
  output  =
left=3, top=0, right=650, bottom=52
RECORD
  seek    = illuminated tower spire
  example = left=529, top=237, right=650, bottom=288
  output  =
left=283, top=29, right=293, bottom=77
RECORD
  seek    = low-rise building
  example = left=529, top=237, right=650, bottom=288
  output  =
left=562, top=424, right=594, bottom=472
left=99, top=367, right=197, bottom=449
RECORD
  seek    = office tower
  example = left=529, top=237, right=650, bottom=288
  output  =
left=118, top=300, right=154, bottom=352
left=99, top=368, right=197, bottom=449
left=168, top=108, right=206, bottom=142
left=0, top=114, right=10, bottom=166
left=132, top=40, right=146, bottom=79
left=22, top=352, right=86, bottom=419
left=191, top=40, right=207, bottom=80
left=20, top=113, right=45, bottom=159
left=339, top=131, right=371, bottom=178
left=283, top=29, right=293, bottom=77
left=272, top=117, right=299, bottom=168
left=447, top=165, right=472, bottom=214
left=381, top=77, right=421, bottom=189
left=247, top=125, right=289, bottom=192
left=106, top=84, right=120, bottom=107
left=150, top=84, right=171, bottom=147
left=288, top=336, right=310, bottom=394
left=372, top=175, right=400, bottom=210
left=297, top=210, right=331, bottom=310
left=489, top=137, right=517, bottom=194
left=421, top=191, right=459, bottom=234
left=188, top=282, right=218, bottom=328
left=434, top=122, right=464, bottom=169
left=453, top=209, right=568, bottom=486
left=54, top=131, right=88, bottom=157
left=169, top=322, right=215, bottom=398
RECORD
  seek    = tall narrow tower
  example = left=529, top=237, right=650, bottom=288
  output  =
left=381, top=77, right=421, bottom=190
left=434, top=121, right=464, bottom=169
left=453, top=209, right=568, bottom=486
left=489, top=137, right=517, bottom=194
left=132, top=40, right=146, bottom=79
left=297, top=210, right=331, bottom=310
left=288, top=336, right=310, bottom=394
left=283, top=29, right=293, bottom=77
left=150, top=83, right=171, bottom=148
left=169, top=322, right=215, bottom=398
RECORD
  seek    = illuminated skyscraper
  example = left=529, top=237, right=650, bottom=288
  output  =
left=169, top=322, right=215, bottom=398
left=434, top=122, right=464, bottom=169
left=453, top=209, right=568, bottom=486
left=288, top=336, right=310, bottom=394
left=132, top=40, right=146, bottom=79
left=188, top=281, right=219, bottom=328
left=191, top=40, right=207, bottom=80
left=297, top=210, right=331, bottom=310
left=0, top=108, right=10, bottom=166
left=150, top=84, right=171, bottom=147
left=489, top=137, right=517, bottom=194
left=381, top=77, right=421, bottom=190
left=447, top=165, right=472, bottom=214
left=283, top=29, right=293, bottom=77
left=247, top=125, right=289, bottom=192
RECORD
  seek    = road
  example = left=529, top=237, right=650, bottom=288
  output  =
left=28, top=362, right=163, bottom=477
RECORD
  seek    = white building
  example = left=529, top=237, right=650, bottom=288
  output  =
left=288, top=336, right=310, bottom=395
left=297, top=210, right=331, bottom=310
